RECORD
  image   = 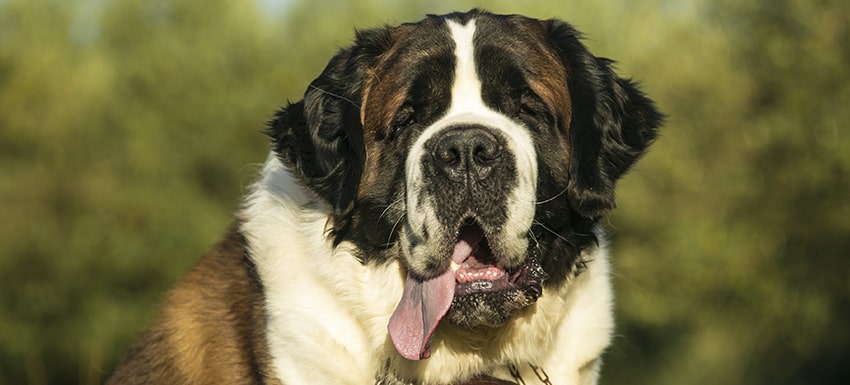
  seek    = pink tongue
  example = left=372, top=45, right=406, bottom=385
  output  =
left=388, top=228, right=484, bottom=360
left=387, top=269, right=455, bottom=360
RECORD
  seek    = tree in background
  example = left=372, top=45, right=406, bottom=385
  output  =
left=606, top=1, right=850, bottom=384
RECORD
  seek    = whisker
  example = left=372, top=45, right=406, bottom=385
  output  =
left=610, top=271, right=646, bottom=291
left=377, top=196, right=405, bottom=224
left=528, top=229, right=542, bottom=250
left=536, top=185, right=570, bottom=205
left=385, top=212, right=407, bottom=248
left=532, top=220, right=575, bottom=247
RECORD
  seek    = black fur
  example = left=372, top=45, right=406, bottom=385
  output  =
left=266, top=27, right=394, bottom=244
left=546, top=20, right=663, bottom=220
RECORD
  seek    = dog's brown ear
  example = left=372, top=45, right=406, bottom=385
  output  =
left=267, top=27, right=393, bottom=242
left=546, top=20, right=663, bottom=219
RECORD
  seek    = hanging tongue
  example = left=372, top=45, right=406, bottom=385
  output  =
left=388, top=227, right=483, bottom=360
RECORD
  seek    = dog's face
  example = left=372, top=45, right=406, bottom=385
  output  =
left=268, top=10, right=661, bottom=361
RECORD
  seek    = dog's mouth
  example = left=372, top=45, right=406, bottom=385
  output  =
left=388, top=221, right=543, bottom=361
left=452, top=224, right=530, bottom=295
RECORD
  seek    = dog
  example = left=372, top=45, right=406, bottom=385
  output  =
left=107, top=9, right=661, bottom=385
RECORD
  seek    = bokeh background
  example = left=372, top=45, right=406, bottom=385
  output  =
left=1, top=0, right=848, bottom=384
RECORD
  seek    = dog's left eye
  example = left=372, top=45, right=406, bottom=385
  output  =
left=517, top=90, right=544, bottom=118
left=519, top=103, right=537, bottom=117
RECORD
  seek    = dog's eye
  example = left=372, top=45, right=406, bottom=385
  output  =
left=517, top=91, right=543, bottom=118
left=389, top=105, right=416, bottom=137
left=519, top=103, right=537, bottom=117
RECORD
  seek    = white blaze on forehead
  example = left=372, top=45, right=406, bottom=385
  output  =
left=446, top=20, right=481, bottom=113
left=405, top=18, right=537, bottom=258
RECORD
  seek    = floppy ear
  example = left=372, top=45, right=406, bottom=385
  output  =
left=546, top=20, right=663, bottom=219
left=267, top=27, right=393, bottom=241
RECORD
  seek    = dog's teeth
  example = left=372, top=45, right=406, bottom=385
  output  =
left=451, top=261, right=461, bottom=271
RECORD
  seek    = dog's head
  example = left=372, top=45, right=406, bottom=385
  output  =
left=267, top=10, right=661, bottom=361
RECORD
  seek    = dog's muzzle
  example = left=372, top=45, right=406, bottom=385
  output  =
left=390, top=123, right=542, bottom=361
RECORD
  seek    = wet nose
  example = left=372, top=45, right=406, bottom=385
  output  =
left=433, top=125, right=503, bottom=182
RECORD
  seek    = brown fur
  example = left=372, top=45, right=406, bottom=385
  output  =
left=107, top=225, right=280, bottom=385
left=507, top=17, right=573, bottom=129
left=358, top=23, right=440, bottom=198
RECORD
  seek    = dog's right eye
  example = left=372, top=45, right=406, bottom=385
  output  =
left=388, top=105, right=416, bottom=138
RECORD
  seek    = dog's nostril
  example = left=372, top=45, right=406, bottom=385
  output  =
left=436, top=147, right=461, bottom=167
left=474, top=142, right=501, bottom=164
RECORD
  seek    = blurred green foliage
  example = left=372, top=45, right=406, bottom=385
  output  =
left=1, top=0, right=847, bottom=384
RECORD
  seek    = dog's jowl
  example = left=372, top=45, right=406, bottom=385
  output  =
left=108, top=9, right=662, bottom=385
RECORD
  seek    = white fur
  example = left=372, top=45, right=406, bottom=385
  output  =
left=240, top=156, right=613, bottom=384
left=240, top=16, right=613, bottom=385
left=406, top=20, right=538, bottom=267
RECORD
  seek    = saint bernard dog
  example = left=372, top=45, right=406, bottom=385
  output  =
left=108, top=9, right=662, bottom=385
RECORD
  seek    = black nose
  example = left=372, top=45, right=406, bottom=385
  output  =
left=433, top=126, right=503, bottom=182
